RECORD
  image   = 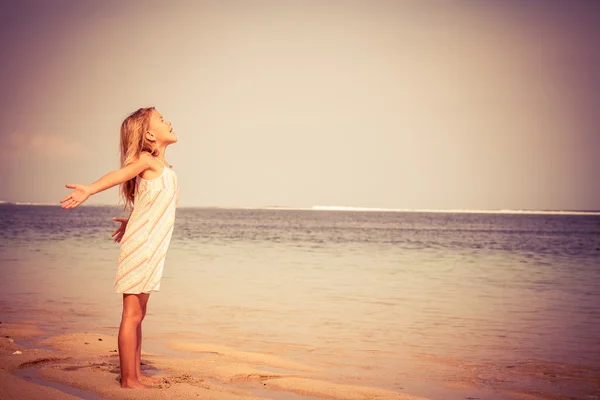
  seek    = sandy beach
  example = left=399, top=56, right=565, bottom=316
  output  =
left=2, top=318, right=598, bottom=400
left=1, top=320, right=432, bottom=400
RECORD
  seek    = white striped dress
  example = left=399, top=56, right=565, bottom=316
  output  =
left=114, top=158, right=178, bottom=294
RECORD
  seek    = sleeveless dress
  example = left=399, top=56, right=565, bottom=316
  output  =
left=114, top=158, right=178, bottom=294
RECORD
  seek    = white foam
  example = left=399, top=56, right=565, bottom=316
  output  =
left=311, top=206, right=600, bottom=215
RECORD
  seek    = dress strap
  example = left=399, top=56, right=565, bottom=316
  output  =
left=154, top=156, right=169, bottom=169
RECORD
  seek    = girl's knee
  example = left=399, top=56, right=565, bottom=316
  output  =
left=121, top=308, right=143, bottom=324
left=121, top=293, right=148, bottom=324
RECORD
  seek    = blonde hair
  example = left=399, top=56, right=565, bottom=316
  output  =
left=119, top=107, right=159, bottom=211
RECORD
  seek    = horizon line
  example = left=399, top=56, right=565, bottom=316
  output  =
left=1, top=201, right=599, bottom=215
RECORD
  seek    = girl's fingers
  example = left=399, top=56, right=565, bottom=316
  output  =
left=61, top=185, right=85, bottom=206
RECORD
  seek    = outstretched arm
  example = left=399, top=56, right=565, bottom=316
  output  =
left=61, top=153, right=153, bottom=209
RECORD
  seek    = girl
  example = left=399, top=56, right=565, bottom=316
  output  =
left=61, top=107, right=178, bottom=389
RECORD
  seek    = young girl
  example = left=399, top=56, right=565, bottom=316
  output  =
left=60, top=107, right=178, bottom=389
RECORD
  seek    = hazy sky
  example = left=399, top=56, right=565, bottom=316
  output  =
left=1, top=0, right=599, bottom=210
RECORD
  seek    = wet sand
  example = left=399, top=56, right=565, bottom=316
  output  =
left=1, top=320, right=428, bottom=400
left=2, top=318, right=597, bottom=400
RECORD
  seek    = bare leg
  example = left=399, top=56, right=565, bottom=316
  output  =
left=118, top=293, right=150, bottom=389
left=135, top=295, right=161, bottom=385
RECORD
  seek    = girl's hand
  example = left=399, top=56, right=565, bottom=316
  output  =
left=60, top=184, right=91, bottom=209
left=111, top=217, right=129, bottom=243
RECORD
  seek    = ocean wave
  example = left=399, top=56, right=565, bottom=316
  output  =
left=311, top=206, right=600, bottom=215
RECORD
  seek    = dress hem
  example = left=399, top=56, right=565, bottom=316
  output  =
left=114, top=289, right=160, bottom=294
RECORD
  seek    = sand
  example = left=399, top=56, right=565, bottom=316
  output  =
left=0, top=321, right=429, bottom=400
left=1, top=320, right=596, bottom=400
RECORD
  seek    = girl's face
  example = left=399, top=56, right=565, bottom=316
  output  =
left=147, top=110, right=177, bottom=146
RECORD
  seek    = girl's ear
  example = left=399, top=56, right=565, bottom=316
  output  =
left=145, top=130, right=156, bottom=142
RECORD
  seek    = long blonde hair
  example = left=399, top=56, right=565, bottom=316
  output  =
left=119, top=107, right=158, bottom=211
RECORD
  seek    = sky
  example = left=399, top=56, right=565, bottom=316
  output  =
left=0, top=0, right=599, bottom=211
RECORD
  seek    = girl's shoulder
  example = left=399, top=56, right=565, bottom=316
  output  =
left=137, top=152, right=163, bottom=180
left=138, top=152, right=163, bottom=170
left=138, top=151, right=155, bottom=163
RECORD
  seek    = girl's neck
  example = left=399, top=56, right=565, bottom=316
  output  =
left=154, top=144, right=169, bottom=162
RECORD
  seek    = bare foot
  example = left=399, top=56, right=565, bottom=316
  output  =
left=138, top=374, right=162, bottom=385
left=121, top=379, right=151, bottom=389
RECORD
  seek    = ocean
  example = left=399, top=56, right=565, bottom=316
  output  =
left=1, top=204, right=599, bottom=399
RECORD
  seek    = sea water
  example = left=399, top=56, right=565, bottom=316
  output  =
left=1, top=204, right=599, bottom=398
